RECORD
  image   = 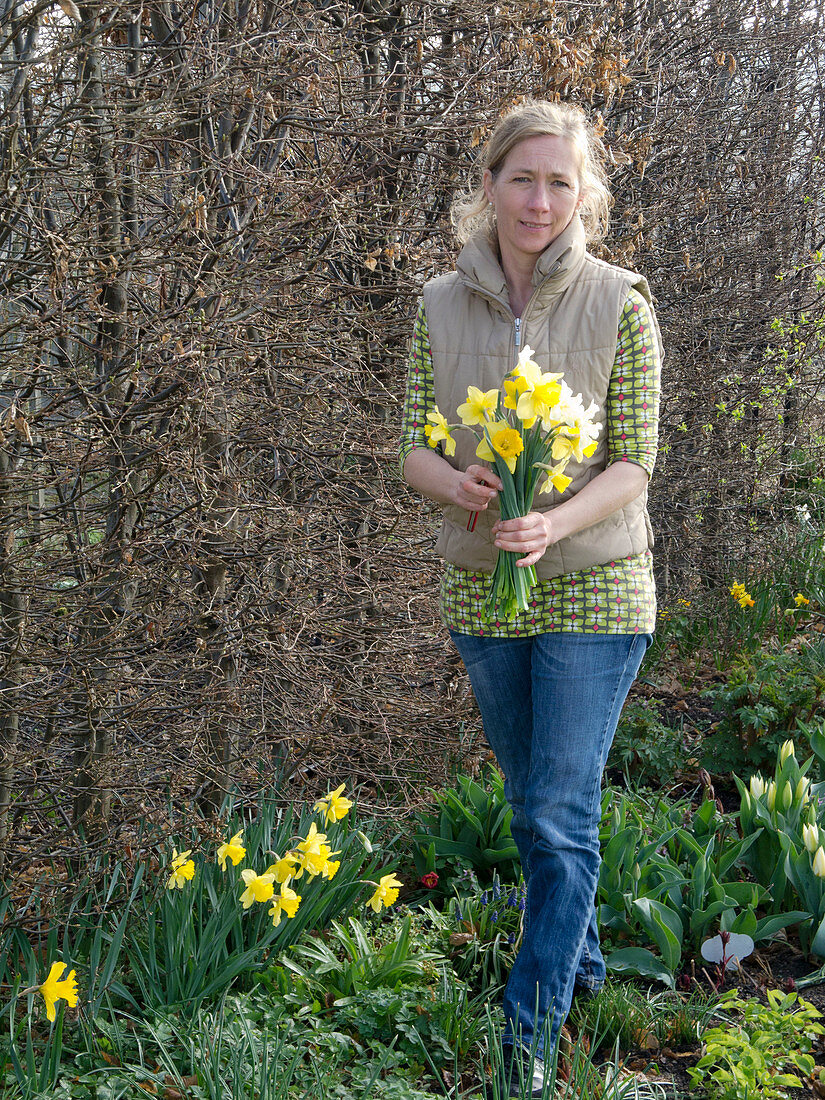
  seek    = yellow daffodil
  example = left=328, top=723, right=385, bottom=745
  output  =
left=457, top=386, right=499, bottom=426
left=366, top=872, right=403, bottom=913
left=749, top=775, right=766, bottom=800
left=729, top=581, right=755, bottom=609
left=217, top=830, right=246, bottom=871
left=536, top=461, right=572, bottom=495
left=167, top=848, right=195, bottom=890
left=424, top=408, right=456, bottom=457
left=269, top=883, right=301, bottom=926
left=314, top=783, right=353, bottom=824
left=269, top=853, right=299, bottom=883
left=545, top=390, right=602, bottom=461
left=239, top=868, right=275, bottom=908
left=319, top=845, right=340, bottom=880
left=803, top=823, right=820, bottom=854
left=476, top=420, right=524, bottom=474
left=813, top=847, right=825, bottom=878
left=503, top=374, right=529, bottom=411
left=39, top=961, right=78, bottom=1022
left=516, top=371, right=563, bottom=425
left=293, top=822, right=341, bottom=879
left=795, top=593, right=810, bottom=607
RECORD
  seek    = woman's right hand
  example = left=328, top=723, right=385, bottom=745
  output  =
left=403, top=449, right=502, bottom=512
left=452, top=464, right=503, bottom=512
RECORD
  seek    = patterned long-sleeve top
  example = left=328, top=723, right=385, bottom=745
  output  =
left=400, top=288, right=661, bottom=638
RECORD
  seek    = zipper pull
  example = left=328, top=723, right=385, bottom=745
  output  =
left=513, top=316, right=521, bottom=366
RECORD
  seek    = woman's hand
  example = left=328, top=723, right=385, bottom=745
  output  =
left=493, top=511, right=554, bottom=568
left=452, top=464, right=503, bottom=512
left=403, top=450, right=502, bottom=511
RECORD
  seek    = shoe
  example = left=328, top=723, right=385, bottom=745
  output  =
left=498, top=1044, right=555, bottom=1098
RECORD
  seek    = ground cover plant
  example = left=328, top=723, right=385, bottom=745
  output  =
left=4, top=483, right=825, bottom=1096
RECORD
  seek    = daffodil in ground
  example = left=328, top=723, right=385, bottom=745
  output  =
left=239, top=867, right=276, bottom=908
left=269, top=852, right=299, bottom=883
left=293, top=822, right=341, bottom=879
left=270, top=883, right=302, bottom=926
left=366, top=872, right=403, bottom=913
left=795, top=593, right=811, bottom=607
left=730, top=581, right=755, bottom=609
left=39, top=961, right=78, bottom=1022
left=319, top=846, right=340, bottom=880
left=314, top=783, right=353, bottom=824
left=167, top=848, right=196, bottom=889
left=217, top=830, right=246, bottom=870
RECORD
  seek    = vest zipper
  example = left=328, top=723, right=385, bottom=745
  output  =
left=513, top=316, right=522, bottom=367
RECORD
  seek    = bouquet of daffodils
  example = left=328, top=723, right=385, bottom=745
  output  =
left=425, top=346, right=602, bottom=620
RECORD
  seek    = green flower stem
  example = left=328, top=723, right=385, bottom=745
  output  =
left=482, top=422, right=569, bottom=620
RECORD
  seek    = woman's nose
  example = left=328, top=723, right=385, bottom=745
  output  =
left=528, top=184, right=551, bottom=210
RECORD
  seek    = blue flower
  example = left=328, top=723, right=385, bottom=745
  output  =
left=480, top=891, right=489, bottom=906
left=508, top=932, right=516, bottom=945
left=490, top=910, right=498, bottom=923
left=507, top=891, right=518, bottom=908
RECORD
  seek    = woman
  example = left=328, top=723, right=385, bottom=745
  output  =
left=400, top=101, right=662, bottom=1095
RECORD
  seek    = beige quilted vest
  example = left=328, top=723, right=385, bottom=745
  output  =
left=422, top=215, right=662, bottom=580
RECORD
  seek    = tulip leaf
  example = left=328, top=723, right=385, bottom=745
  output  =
left=632, top=897, right=683, bottom=971
left=605, top=947, right=675, bottom=988
left=753, top=911, right=809, bottom=942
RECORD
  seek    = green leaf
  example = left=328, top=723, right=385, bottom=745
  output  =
left=753, top=911, right=809, bottom=942
left=632, top=896, right=683, bottom=971
left=605, top=947, right=675, bottom=988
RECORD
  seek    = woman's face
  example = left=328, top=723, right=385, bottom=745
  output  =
left=483, top=134, right=584, bottom=270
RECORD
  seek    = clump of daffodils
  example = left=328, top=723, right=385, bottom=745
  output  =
left=162, top=784, right=401, bottom=924
left=425, top=346, right=602, bottom=619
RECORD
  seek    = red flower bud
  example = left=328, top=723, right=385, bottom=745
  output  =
left=420, top=872, right=439, bottom=889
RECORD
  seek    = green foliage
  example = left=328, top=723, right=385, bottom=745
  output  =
left=410, top=768, right=521, bottom=893
left=608, top=699, right=688, bottom=787
left=598, top=790, right=800, bottom=986
left=422, top=879, right=523, bottom=988
left=569, top=981, right=715, bottom=1054
left=689, top=988, right=824, bottom=1100
left=701, top=640, right=825, bottom=773
left=274, top=913, right=446, bottom=1003
left=123, top=792, right=380, bottom=1013
left=332, top=986, right=454, bottom=1069
left=735, top=738, right=819, bottom=912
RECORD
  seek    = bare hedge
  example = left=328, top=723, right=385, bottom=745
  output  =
left=0, top=0, right=822, bottom=871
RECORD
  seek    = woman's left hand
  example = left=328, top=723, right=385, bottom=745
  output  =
left=492, top=512, right=555, bottom=568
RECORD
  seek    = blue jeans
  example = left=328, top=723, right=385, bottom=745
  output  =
left=449, top=629, right=651, bottom=1059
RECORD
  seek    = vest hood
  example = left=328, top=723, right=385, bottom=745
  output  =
left=455, top=215, right=588, bottom=309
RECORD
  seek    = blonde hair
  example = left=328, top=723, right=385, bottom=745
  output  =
left=452, top=100, right=613, bottom=245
